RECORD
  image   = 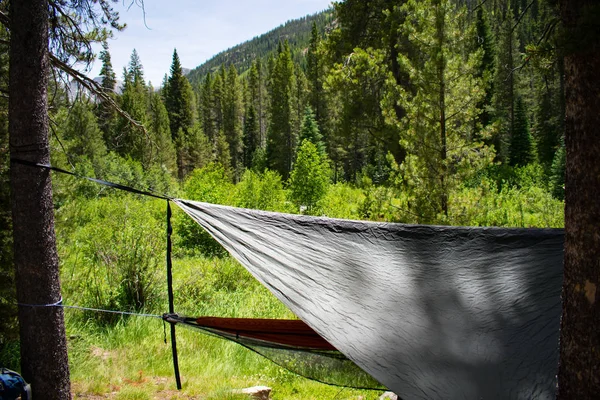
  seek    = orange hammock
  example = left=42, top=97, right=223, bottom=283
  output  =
left=164, top=314, right=337, bottom=351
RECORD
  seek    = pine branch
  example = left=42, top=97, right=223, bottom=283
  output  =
left=512, top=1, right=536, bottom=34
left=49, top=54, right=147, bottom=135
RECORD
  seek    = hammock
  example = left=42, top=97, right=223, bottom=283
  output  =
left=174, top=199, right=564, bottom=400
left=165, top=313, right=385, bottom=389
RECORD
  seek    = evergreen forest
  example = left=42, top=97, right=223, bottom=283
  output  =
left=0, top=0, right=569, bottom=398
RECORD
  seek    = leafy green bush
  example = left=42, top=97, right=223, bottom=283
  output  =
left=288, top=140, right=330, bottom=214
left=58, top=197, right=165, bottom=323
left=234, top=169, right=290, bottom=212
left=175, top=163, right=235, bottom=257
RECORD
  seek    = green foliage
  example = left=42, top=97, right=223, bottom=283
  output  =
left=115, top=52, right=150, bottom=163
left=58, top=197, right=165, bottom=322
left=533, top=84, right=561, bottom=175
left=235, top=169, right=290, bottom=212
left=299, top=106, right=325, bottom=157
left=187, top=10, right=334, bottom=84
left=222, top=65, right=244, bottom=180
left=243, top=104, right=259, bottom=168
left=97, top=42, right=118, bottom=141
left=390, top=0, right=493, bottom=221
left=474, top=7, right=495, bottom=129
left=266, top=41, right=297, bottom=180
left=509, top=96, right=536, bottom=167
left=147, top=90, right=177, bottom=173
left=165, top=49, right=198, bottom=179
left=550, top=139, right=565, bottom=200
left=176, top=163, right=235, bottom=256
left=492, top=5, right=521, bottom=162
left=56, top=101, right=107, bottom=168
left=288, top=140, right=330, bottom=214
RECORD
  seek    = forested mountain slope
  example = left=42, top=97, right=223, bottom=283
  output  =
left=187, top=9, right=333, bottom=83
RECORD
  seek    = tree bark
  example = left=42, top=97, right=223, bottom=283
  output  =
left=9, top=0, right=71, bottom=398
left=557, top=0, right=600, bottom=398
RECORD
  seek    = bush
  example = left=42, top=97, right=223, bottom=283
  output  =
left=175, top=163, right=235, bottom=257
left=288, top=140, right=330, bottom=214
left=234, top=169, right=290, bottom=212
left=58, top=197, right=165, bottom=323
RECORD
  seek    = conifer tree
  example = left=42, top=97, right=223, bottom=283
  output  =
left=223, top=64, right=244, bottom=180
left=248, top=59, right=266, bottom=146
left=509, top=96, right=535, bottom=166
left=128, top=49, right=145, bottom=86
left=148, top=89, right=177, bottom=172
left=243, top=104, right=259, bottom=168
left=299, top=106, right=325, bottom=157
left=60, top=100, right=107, bottom=168
left=97, top=42, right=118, bottom=143
left=474, top=7, right=495, bottom=129
left=166, top=49, right=195, bottom=140
left=533, top=88, right=561, bottom=174
left=211, top=67, right=226, bottom=137
left=492, top=2, right=521, bottom=161
left=117, top=51, right=150, bottom=163
left=266, top=41, right=297, bottom=180
left=165, top=48, right=198, bottom=178
left=307, top=21, right=329, bottom=142
left=394, top=0, right=491, bottom=220
left=200, top=72, right=216, bottom=145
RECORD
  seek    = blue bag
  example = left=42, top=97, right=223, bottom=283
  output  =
left=0, top=368, right=31, bottom=400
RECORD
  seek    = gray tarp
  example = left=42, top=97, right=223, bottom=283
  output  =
left=175, top=199, right=564, bottom=400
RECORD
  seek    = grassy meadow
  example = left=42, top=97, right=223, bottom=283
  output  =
left=1, top=162, right=563, bottom=399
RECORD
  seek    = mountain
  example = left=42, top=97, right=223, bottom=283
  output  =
left=187, top=9, right=334, bottom=85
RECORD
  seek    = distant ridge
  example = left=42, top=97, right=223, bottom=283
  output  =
left=187, top=9, right=333, bottom=85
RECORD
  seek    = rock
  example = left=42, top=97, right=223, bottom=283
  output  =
left=379, top=392, right=398, bottom=400
left=232, top=385, right=272, bottom=400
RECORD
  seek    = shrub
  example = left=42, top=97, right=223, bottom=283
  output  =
left=58, top=197, right=165, bottom=323
left=234, top=169, right=289, bottom=212
left=175, top=163, right=234, bottom=257
left=288, top=140, right=330, bottom=214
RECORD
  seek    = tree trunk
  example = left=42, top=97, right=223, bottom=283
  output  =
left=557, top=0, right=600, bottom=398
left=9, top=0, right=71, bottom=398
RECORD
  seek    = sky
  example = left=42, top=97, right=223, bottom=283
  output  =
left=86, top=0, right=333, bottom=86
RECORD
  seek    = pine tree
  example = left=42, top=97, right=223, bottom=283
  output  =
left=60, top=100, right=107, bottom=168
left=128, top=48, right=145, bottom=86
left=533, top=88, right=560, bottom=173
left=248, top=59, right=266, bottom=146
left=97, top=42, right=118, bottom=145
left=299, top=106, right=325, bottom=157
left=148, top=89, right=177, bottom=172
left=492, top=2, right=521, bottom=162
left=243, top=103, right=259, bottom=168
left=266, top=41, right=297, bottom=180
left=223, top=64, right=243, bottom=180
left=509, top=95, right=535, bottom=166
left=307, top=21, right=329, bottom=143
left=200, top=72, right=216, bottom=145
left=116, top=51, right=149, bottom=163
left=395, top=0, right=492, bottom=220
left=474, top=7, right=495, bottom=130
left=165, top=48, right=197, bottom=178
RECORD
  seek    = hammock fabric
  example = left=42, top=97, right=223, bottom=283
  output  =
left=167, top=315, right=336, bottom=350
left=164, top=313, right=384, bottom=389
left=174, top=199, right=564, bottom=400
